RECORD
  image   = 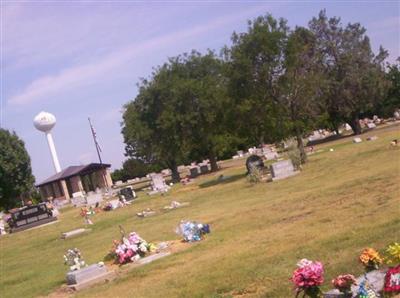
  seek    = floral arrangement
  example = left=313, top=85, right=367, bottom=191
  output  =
left=384, top=265, right=400, bottom=293
left=385, top=242, right=400, bottom=265
left=359, top=248, right=382, bottom=270
left=175, top=220, right=210, bottom=242
left=332, top=274, right=356, bottom=294
left=111, top=231, right=156, bottom=264
left=64, top=248, right=86, bottom=271
left=292, top=259, right=324, bottom=298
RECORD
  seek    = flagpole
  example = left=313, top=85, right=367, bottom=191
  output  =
left=88, top=117, right=102, bottom=164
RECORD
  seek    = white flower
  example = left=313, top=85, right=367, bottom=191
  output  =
left=297, top=258, right=312, bottom=268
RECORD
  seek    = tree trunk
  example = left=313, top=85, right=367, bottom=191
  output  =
left=209, top=153, right=219, bottom=172
left=334, top=126, right=340, bottom=135
left=295, top=127, right=307, bottom=164
left=349, top=117, right=362, bottom=135
left=168, top=161, right=180, bottom=183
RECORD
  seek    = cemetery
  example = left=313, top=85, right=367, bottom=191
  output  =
left=1, top=4, right=399, bottom=298
left=0, top=124, right=399, bottom=298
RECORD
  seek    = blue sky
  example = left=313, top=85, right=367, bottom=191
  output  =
left=1, top=1, right=399, bottom=182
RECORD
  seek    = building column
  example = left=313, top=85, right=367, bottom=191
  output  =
left=60, top=180, right=70, bottom=201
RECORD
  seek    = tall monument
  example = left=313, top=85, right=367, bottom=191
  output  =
left=33, top=111, right=62, bottom=173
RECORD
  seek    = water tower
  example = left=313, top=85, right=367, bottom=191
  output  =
left=33, top=111, right=62, bottom=173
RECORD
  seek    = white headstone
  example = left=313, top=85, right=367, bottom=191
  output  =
left=353, top=137, right=362, bottom=143
left=270, top=160, right=298, bottom=181
left=150, top=174, right=170, bottom=193
left=86, top=193, right=103, bottom=206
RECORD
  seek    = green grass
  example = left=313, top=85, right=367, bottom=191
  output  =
left=0, top=125, right=399, bottom=298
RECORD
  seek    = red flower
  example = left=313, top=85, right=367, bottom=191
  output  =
left=384, top=265, right=400, bottom=293
left=292, top=261, right=324, bottom=289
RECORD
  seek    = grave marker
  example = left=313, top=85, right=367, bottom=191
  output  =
left=270, top=159, right=298, bottom=181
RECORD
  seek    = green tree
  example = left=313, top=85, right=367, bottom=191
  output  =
left=0, top=129, right=35, bottom=210
left=111, top=158, right=162, bottom=182
left=122, top=60, right=190, bottom=182
left=122, top=51, right=234, bottom=176
left=376, top=59, right=400, bottom=117
left=224, top=14, right=289, bottom=147
left=309, top=10, right=389, bottom=134
left=171, top=51, right=233, bottom=171
left=278, top=27, right=324, bottom=163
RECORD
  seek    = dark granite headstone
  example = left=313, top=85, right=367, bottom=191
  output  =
left=189, top=167, right=200, bottom=178
left=119, top=187, right=135, bottom=201
left=246, top=155, right=264, bottom=173
left=199, top=164, right=209, bottom=174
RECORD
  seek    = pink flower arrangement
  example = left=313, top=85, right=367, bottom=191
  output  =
left=111, top=231, right=149, bottom=264
left=332, top=274, right=356, bottom=293
left=292, top=259, right=324, bottom=297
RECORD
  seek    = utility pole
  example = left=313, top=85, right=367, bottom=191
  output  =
left=88, top=117, right=102, bottom=164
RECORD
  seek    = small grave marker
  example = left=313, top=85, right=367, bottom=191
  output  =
left=353, top=137, right=362, bottom=143
left=66, top=264, right=115, bottom=291
left=61, top=228, right=90, bottom=239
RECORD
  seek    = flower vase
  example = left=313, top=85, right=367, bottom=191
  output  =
left=340, top=291, right=352, bottom=298
left=304, top=287, right=322, bottom=298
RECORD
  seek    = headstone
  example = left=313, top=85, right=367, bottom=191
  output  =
left=71, top=196, right=86, bottom=207
left=270, top=159, right=298, bottom=181
left=394, top=110, right=400, bottom=120
left=8, top=203, right=57, bottom=233
left=115, top=180, right=123, bottom=186
left=189, top=166, right=200, bottom=178
left=367, top=122, right=377, bottom=129
left=161, top=169, right=171, bottom=176
left=0, top=218, right=6, bottom=235
left=246, top=155, right=264, bottom=173
left=72, top=191, right=85, bottom=198
left=199, top=163, right=209, bottom=174
left=148, top=174, right=170, bottom=195
left=118, top=187, right=136, bottom=201
left=367, top=136, right=378, bottom=141
left=255, top=148, right=263, bottom=156
left=264, top=151, right=278, bottom=160
left=237, top=150, right=244, bottom=157
left=61, top=228, right=89, bottom=239
left=66, top=263, right=111, bottom=287
left=353, top=137, right=362, bottom=143
left=86, top=193, right=103, bottom=207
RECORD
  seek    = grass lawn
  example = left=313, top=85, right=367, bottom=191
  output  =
left=0, top=125, right=399, bottom=298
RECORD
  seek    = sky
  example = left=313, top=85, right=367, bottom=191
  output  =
left=1, top=0, right=399, bottom=183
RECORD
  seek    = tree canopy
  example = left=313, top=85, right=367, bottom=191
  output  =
left=309, top=10, right=389, bottom=134
left=120, top=10, right=394, bottom=174
left=0, top=129, right=35, bottom=210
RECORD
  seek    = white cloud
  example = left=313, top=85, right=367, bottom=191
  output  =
left=8, top=5, right=268, bottom=106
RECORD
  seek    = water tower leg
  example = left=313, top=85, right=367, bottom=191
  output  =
left=46, top=132, right=62, bottom=173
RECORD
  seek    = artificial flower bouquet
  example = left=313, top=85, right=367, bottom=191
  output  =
left=111, top=231, right=156, bottom=264
left=383, top=243, right=400, bottom=295
left=292, top=259, right=324, bottom=298
left=175, top=220, right=210, bottom=242
left=359, top=248, right=383, bottom=271
left=385, top=243, right=400, bottom=266
left=332, top=274, right=356, bottom=296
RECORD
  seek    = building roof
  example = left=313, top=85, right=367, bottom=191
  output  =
left=36, top=163, right=110, bottom=187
